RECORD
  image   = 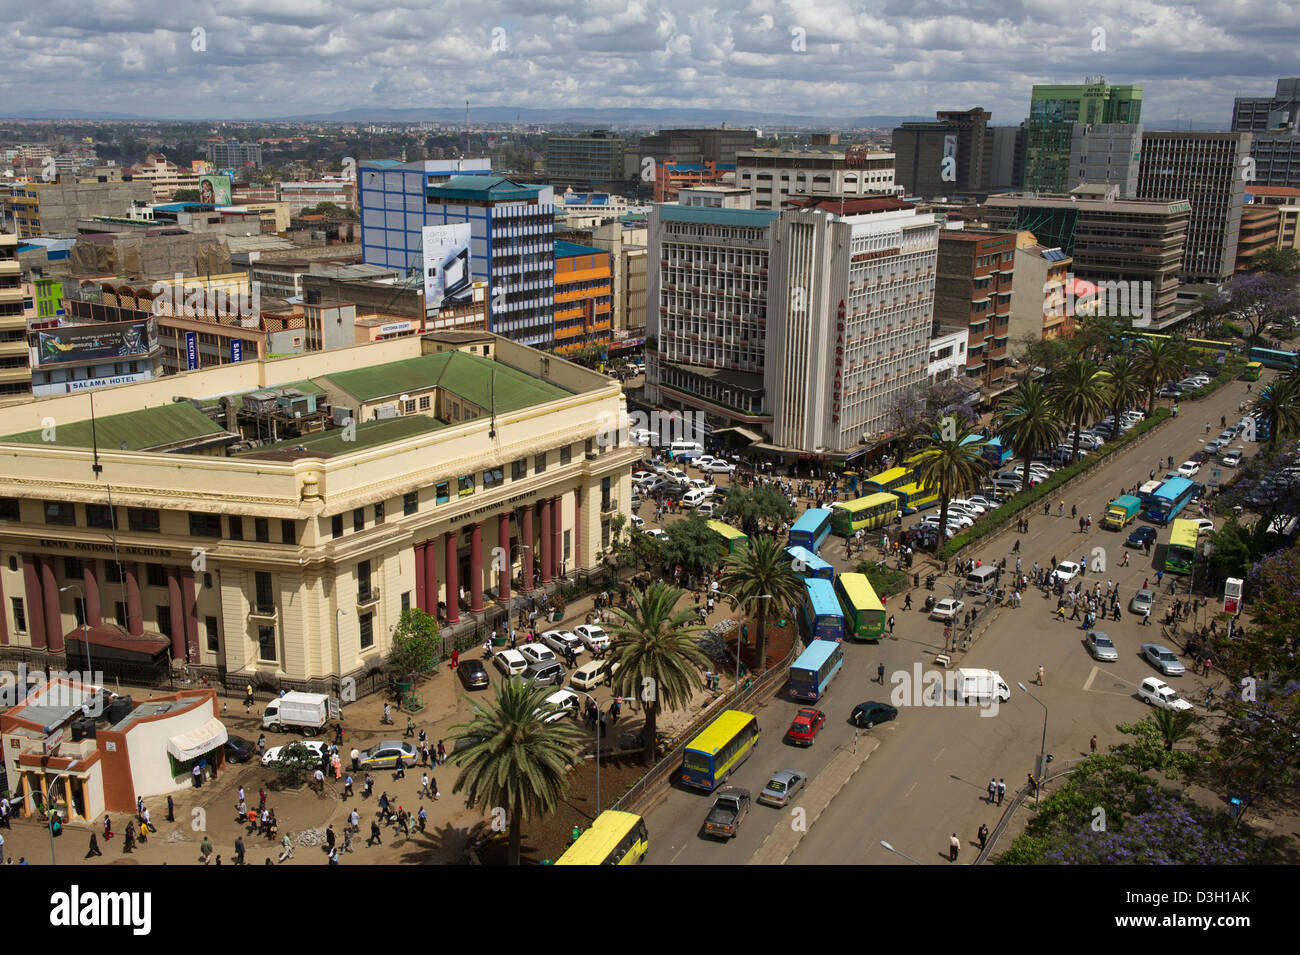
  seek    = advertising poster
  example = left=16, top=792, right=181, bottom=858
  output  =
left=35, top=319, right=154, bottom=367
left=186, top=332, right=199, bottom=370
left=230, top=339, right=243, bottom=362
left=421, top=223, right=473, bottom=311
left=199, top=174, right=232, bottom=206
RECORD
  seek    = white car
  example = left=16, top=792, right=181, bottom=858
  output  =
left=1138, top=677, right=1194, bottom=712
left=643, top=528, right=668, bottom=541
left=540, top=629, right=584, bottom=657
left=697, top=501, right=718, bottom=516
left=535, top=689, right=582, bottom=724
left=570, top=659, right=611, bottom=691
left=493, top=648, right=529, bottom=677
left=261, top=740, right=327, bottom=767
left=1051, top=560, right=1081, bottom=584
left=921, top=513, right=972, bottom=531
left=930, top=598, right=965, bottom=622
left=1221, top=449, right=1243, bottom=467
left=701, top=459, right=735, bottom=474
left=1191, top=518, right=1215, bottom=535
left=1176, top=461, right=1201, bottom=478
left=947, top=499, right=986, bottom=516
left=967, top=495, right=1000, bottom=510
left=692, top=455, right=717, bottom=470
left=685, top=478, right=714, bottom=495
left=520, top=644, right=557, bottom=666
left=574, top=624, right=611, bottom=652
left=632, top=470, right=653, bottom=484
left=664, top=468, right=688, bottom=483
left=630, top=515, right=645, bottom=530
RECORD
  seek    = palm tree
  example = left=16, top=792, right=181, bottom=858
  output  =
left=994, top=380, right=1063, bottom=493
left=446, top=677, right=584, bottom=865
left=907, top=423, right=990, bottom=547
left=1049, top=358, right=1111, bottom=463
left=1133, top=338, right=1187, bottom=414
left=1103, top=354, right=1147, bottom=431
left=605, top=582, right=711, bottom=763
left=1152, top=708, right=1199, bottom=752
left=721, top=534, right=805, bottom=672
left=1252, top=375, right=1300, bottom=449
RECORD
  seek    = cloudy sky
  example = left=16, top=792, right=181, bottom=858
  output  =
left=3, top=0, right=1297, bottom=123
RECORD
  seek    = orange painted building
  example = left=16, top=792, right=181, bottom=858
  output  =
left=553, top=241, right=612, bottom=356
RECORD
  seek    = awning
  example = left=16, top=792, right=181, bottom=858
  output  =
left=166, top=718, right=228, bottom=762
left=713, top=426, right=765, bottom=443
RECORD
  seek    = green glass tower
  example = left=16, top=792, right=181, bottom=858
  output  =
left=1026, top=77, right=1142, bottom=194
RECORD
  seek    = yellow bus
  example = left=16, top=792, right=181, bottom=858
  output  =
left=1164, top=519, right=1199, bottom=576
left=554, top=811, right=648, bottom=865
left=680, top=710, right=760, bottom=791
left=894, top=481, right=940, bottom=514
left=706, top=520, right=749, bottom=553
left=862, top=466, right=913, bottom=494
left=1243, top=361, right=1263, bottom=381
left=836, top=572, right=887, bottom=641
left=830, top=492, right=900, bottom=535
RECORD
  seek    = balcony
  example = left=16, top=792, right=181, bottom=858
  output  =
left=357, top=586, right=381, bottom=608
left=248, top=603, right=278, bottom=621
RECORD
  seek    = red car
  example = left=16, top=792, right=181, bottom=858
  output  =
left=785, top=708, right=826, bottom=746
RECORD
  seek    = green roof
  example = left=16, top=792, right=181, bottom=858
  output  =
left=322, top=351, right=570, bottom=410
left=2, top=402, right=225, bottom=451
left=243, top=414, right=450, bottom=456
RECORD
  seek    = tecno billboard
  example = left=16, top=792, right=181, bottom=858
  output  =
left=34, top=318, right=158, bottom=368
left=421, top=223, right=473, bottom=311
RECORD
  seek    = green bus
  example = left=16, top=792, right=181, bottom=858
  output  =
left=705, top=520, right=749, bottom=554
left=1164, top=519, right=1199, bottom=575
left=835, top=572, right=887, bottom=642
left=679, top=710, right=760, bottom=791
left=830, top=492, right=900, bottom=535
left=1243, top=361, right=1263, bottom=381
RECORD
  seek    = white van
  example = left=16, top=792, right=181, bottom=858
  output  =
left=965, top=566, right=998, bottom=591
left=682, top=488, right=711, bottom=508
left=955, top=668, right=1011, bottom=703
left=669, top=440, right=704, bottom=460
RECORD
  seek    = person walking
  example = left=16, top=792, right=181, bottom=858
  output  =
left=987, top=779, right=997, bottom=804
left=1090, top=735, right=1098, bottom=756
left=1036, top=664, right=1045, bottom=686
left=1143, top=607, right=1151, bottom=627
left=904, top=593, right=912, bottom=610
left=420, top=773, right=432, bottom=799
left=278, top=832, right=294, bottom=862
left=394, top=756, right=406, bottom=781
left=977, top=823, right=988, bottom=851
left=888, top=614, right=896, bottom=634
left=199, top=835, right=213, bottom=864
left=85, top=832, right=102, bottom=859
left=997, top=779, right=1006, bottom=805
left=344, top=774, right=354, bottom=798
left=437, top=740, right=446, bottom=765
left=233, top=835, right=245, bottom=865
left=368, top=820, right=382, bottom=846
left=877, top=662, right=885, bottom=685
left=418, top=805, right=428, bottom=832
left=949, top=833, right=960, bottom=863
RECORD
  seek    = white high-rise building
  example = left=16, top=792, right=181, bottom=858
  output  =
left=735, top=149, right=897, bottom=210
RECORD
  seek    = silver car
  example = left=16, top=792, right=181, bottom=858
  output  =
left=1086, top=630, right=1118, bottom=662
left=758, top=769, right=808, bottom=808
left=1142, top=643, right=1186, bottom=677
left=1130, top=589, right=1155, bottom=615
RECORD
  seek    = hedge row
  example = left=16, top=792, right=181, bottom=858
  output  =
left=856, top=560, right=910, bottom=597
left=937, top=408, right=1172, bottom=560
left=1184, top=358, right=1247, bottom=401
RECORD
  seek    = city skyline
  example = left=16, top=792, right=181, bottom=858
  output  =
left=1, top=1, right=1295, bottom=124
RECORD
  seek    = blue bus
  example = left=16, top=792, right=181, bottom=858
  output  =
left=788, top=508, right=834, bottom=553
left=979, top=435, right=1014, bottom=468
left=786, top=545, right=835, bottom=581
left=1248, top=346, right=1300, bottom=371
left=787, top=640, right=845, bottom=702
left=1146, top=477, right=1196, bottom=525
left=800, top=578, right=845, bottom=642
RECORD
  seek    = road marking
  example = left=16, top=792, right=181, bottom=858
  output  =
left=904, top=780, right=917, bottom=799
left=932, top=747, right=945, bottom=763
left=1082, top=666, right=1141, bottom=695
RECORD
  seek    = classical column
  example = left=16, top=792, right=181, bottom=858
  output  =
left=82, top=560, right=102, bottom=628
left=444, top=530, right=460, bottom=625
left=182, top=568, right=199, bottom=664
left=552, top=496, right=564, bottom=577
left=424, top=537, right=439, bottom=622
left=539, top=500, right=552, bottom=584
left=415, top=542, right=427, bottom=613
left=167, top=567, right=185, bottom=662
left=0, top=571, right=7, bottom=645
left=22, top=556, right=46, bottom=650
left=520, top=507, right=534, bottom=594
left=123, top=562, right=144, bottom=637
left=41, top=557, right=63, bottom=653
left=574, top=487, right=582, bottom=569
left=497, top=513, right=511, bottom=601
left=469, top=522, right=484, bottom=614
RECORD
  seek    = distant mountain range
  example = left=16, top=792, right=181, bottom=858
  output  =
left=0, top=106, right=1232, bottom=132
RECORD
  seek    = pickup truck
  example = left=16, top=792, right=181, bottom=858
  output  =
left=704, top=787, right=751, bottom=839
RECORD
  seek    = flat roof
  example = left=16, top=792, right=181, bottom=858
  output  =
left=241, top=414, right=450, bottom=458
left=554, top=240, right=607, bottom=258
left=660, top=204, right=779, bottom=227
left=427, top=176, right=548, bottom=202
left=322, top=350, right=570, bottom=409
left=2, top=401, right=228, bottom=451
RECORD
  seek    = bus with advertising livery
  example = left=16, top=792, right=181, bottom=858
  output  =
left=786, top=545, right=835, bottom=581
left=1243, top=361, right=1263, bottom=381
left=835, top=572, right=887, bottom=642
left=787, top=639, right=845, bottom=702
left=554, top=811, right=648, bottom=865
left=892, top=480, right=941, bottom=513
left=1146, top=477, right=1196, bottom=525
left=830, top=492, right=900, bottom=535
left=1164, top=519, right=1199, bottom=575
left=679, top=710, right=761, bottom=791
left=801, top=577, right=846, bottom=642
left=1249, top=346, right=1300, bottom=371
left=788, top=508, right=834, bottom=553
left=862, top=466, right=913, bottom=495
left=706, top=520, right=749, bottom=554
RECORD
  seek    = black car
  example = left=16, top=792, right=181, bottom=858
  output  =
left=458, top=658, right=490, bottom=690
left=1189, top=482, right=1206, bottom=501
left=850, top=701, right=898, bottom=728
left=224, top=734, right=257, bottom=764
left=1126, top=525, right=1157, bottom=549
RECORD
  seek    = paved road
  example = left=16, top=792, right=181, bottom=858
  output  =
left=644, top=370, right=1270, bottom=864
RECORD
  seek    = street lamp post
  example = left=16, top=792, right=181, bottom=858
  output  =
left=59, top=584, right=92, bottom=679
left=572, top=690, right=630, bottom=815
left=1017, top=682, right=1049, bottom=810
left=715, top=591, right=771, bottom=700
left=879, top=839, right=923, bottom=865
left=335, top=608, right=347, bottom=696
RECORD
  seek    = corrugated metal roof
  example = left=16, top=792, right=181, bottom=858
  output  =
left=659, top=205, right=780, bottom=227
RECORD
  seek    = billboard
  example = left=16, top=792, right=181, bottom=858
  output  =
left=421, top=223, right=473, bottom=311
left=199, top=174, right=232, bottom=206
left=185, top=332, right=199, bottom=370
left=230, top=339, right=243, bottom=362
left=34, top=318, right=156, bottom=367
